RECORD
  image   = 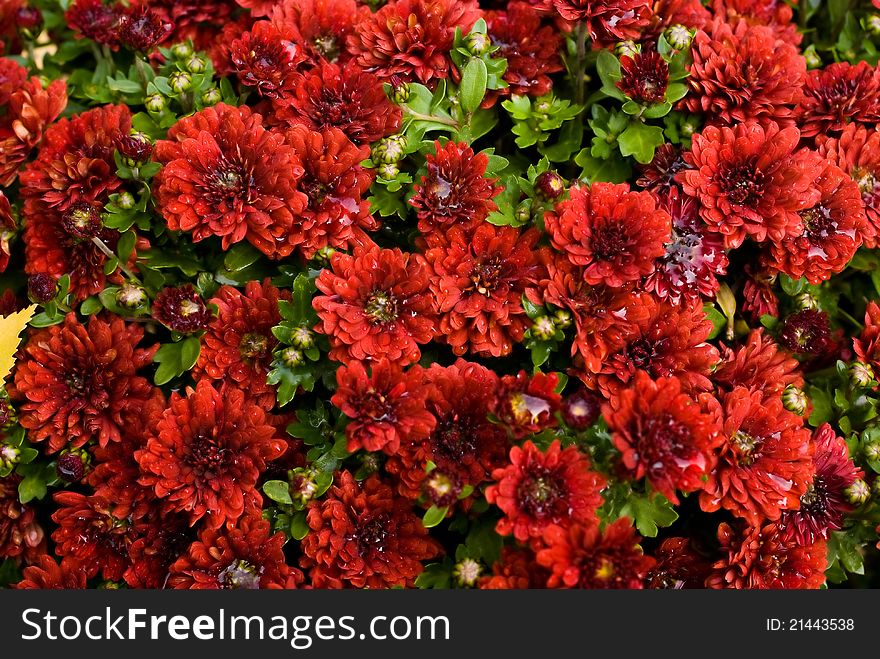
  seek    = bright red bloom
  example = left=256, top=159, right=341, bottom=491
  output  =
left=283, top=125, right=375, bottom=258
left=229, top=20, right=303, bottom=98
left=51, top=492, right=136, bottom=581
left=708, top=521, right=827, bottom=589
left=270, top=0, right=366, bottom=65
left=685, top=18, right=804, bottom=126
left=484, top=2, right=563, bottom=98
left=136, top=381, right=287, bottom=529
left=346, top=0, right=480, bottom=85
left=0, top=476, right=45, bottom=564
left=300, top=471, right=442, bottom=588
left=711, top=0, right=800, bottom=44
left=644, top=189, right=728, bottom=303
left=780, top=423, right=862, bottom=546
left=168, top=514, right=303, bottom=589
left=545, top=182, right=670, bottom=287
left=700, top=387, right=813, bottom=523
left=0, top=58, right=25, bottom=106
left=764, top=162, right=864, bottom=284
left=154, top=103, right=308, bottom=258
left=604, top=371, right=721, bottom=504
left=817, top=124, right=880, bottom=249
left=15, top=556, right=88, bottom=590
left=855, top=300, right=880, bottom=373
left=714, top=328, right=802, bottom=400
left=536, top=519, right=655, bottom=589
left=314, top=244, right=436, bottom=366
left=741, top=266, right=779, bottom=322
left=151, top=284, right=213, bottom=334
left=194, top=280, right=288, bottom=412
left=646, top=0, right=710, bottom=36
left=552, top=0, right=651, bottom=45
left=123, top=510, right=193, bottom=589
left=410, top=141, right=500, bottom=236
left=581, top=298, right=719, bottom=398
left=331, top=359, right=435, bottom=455
left=425, top=224, right=541, bottom=358
left=494, top=370, right=561, bottom=438
left=636, top=144, right=687, bottom=195
left=796, top=62, right=880, bottom=139
left=148, top=0, right=237, bottom=41
left=646, top=537, right=713, bottom=589
left=680, top=120, right=822, bottom=248
left=66, top=0, right=122, bottom=46
left=117, top=3, right=173, bottom=51
left=486, top=440, right=605, bottom=543
left=618, top=49, right=668, bottom=104
left=275, top=61, right=401, bottom=145
left=10, top=313, right=160, bottom=453
left=479, top=547, right=550, bottom=589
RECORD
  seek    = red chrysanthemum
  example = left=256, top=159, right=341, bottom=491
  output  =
left=486, top=440, right=605, bottom=543
left=552, top=0, right=651, bottom=45
left=854, top=300, right=880, bottom=373
left=617, top=49, right=669, bottom=105
left=741, top=266, right=779, bottom=322
left=479, top=547, right=550, bottom=589
left=646, top=0, right=710, bottom=37
left=711, top=0, right=800, bottom=44
left=778, top=309, right=832, bottom=357
left=154, top=103, right=308, bottom=258
left=300, top=471, right=442, bottom=588
left=603, top=371, right=721, bottom=504
left=764, top=161, right=864, bottom=284
left=707, top=521, right=826, bottom=589
left=700, top=387, right=813, bottom=523
left=274, top=60, right=401, bottom=145
left=10, top=313, right=160, bottom=453
left=780, top=423, right=862, bottom=546
left=384, top=360, right=509, bottom=501
left=66, top=0, right=123, bottom=46
left=410, top=141, right=500, bottom=236
left=0, top=191, right=13, bottom=273
left=313, top=243, right=436, bottom=366
left=581, top=298, right=719, bottom=398
left=331, top=359, right=435, bottom=455
left=714, top=328, right=803, bottom=400
left=494, top=370, right=562, bottom=438
left=796, top=61, right=880, bottom=139
left=544, top=182, right=670, bottom=288
left=270, top=0, right=366, bottom=65
left=117, top=3, right=173, bottom=51
left=168, top=514, right=303, bottom=589
left=644, top=188, right=728, bottom=303
left=646, top=537, right=713, bottom=589
left=151, top=284, right=213, bottom=334
left=283, top=125, right=376, bottom=258
left=817, top=124, right=880, bottom=249
left=15, top=556, right=88, bottom=590
left=193, top=279, right=288, bottom=411
left=0, top=58, right=25, bottom=106
left=636, top=144, right=687, bottom=195
left=148, top=0, right=237, bottom=41
left=0, top=475, right=45, bottom=564
left=229, top=20, right=304, bottom=98
left=345, top=0, right=480, bottom=85
left=124, top=511, right=194, bottom=589
left=484, top=2, right=563, bottom=98
left=536, top=519, right=656, bottom=589
left=680, top=120, right=822, bottom=249
left=136, top=381, right=287, bottom=529
left=425, top=223, right=541, bottom=357
left=684, top=18, right=805, bottom=126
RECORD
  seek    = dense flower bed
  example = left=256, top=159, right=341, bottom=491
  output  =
left=1, top=0, right=880, bottom=590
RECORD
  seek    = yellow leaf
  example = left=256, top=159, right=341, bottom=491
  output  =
left=0, top=305, right=37, bottom=384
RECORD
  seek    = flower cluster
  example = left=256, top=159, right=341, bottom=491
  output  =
left=1, top=0, right=880, bottom=591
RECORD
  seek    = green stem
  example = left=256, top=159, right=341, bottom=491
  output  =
left=134, top=56, right=153, bottom=88
left=90, top=236, right=142, bottom=285
left=404, top=107, right=458, bottom=128
left=574, top=21, right=587, bottom=108
left=26, top=41, right=39, bottom=72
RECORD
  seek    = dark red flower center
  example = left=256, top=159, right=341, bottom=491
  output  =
left=720, top=163, right=765, bottom=207
left=354, top=512, right=391, bottom=555
left=639, top=413, right=701, bottom=477
left=470, top=257, right=504, bottom=295
left=186, top=432, right=231, bottom=472
left=62, top=203, right=102, bottom=240
left=799, top=479, right=828, bottom=517
left=800, top=204, right=834, bottom=239
left=591, top=222, right=630, bottom=260
left=358, top=389, right=396, bottom=423
left=434, top=419, right=477, bottom=463
left=515, top=465, right=566, bottom=519
left=364, top=290, right=399, bottom=324
left=207, top=157, right=254, bottom=205
left=239, top=332, right=269, bottom=360
left=731, top=430, right=762, bottom=466
left=626, top=338, right=662, bottom=370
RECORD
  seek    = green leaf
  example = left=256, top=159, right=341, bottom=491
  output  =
left=116, top=230, right=137, bottom=262
left=223, top=242, right=262, bottom=272
left=263, top=480, right=293, bottom=505
left=808, top=385, right=832, bottom=427
left=779, top=274, right=806, bottom=296
left=290, top=511, right=310, bottom=540
left=17, top=476, right=46, bottom=504
left=179, top=336, right=201, bottom=371
left=619, top=491, right=678, bottom=538
left=704, top=305, right=727, bottom=340
left=460, top=58, right=488, bottom=114
left=80, top=297, right=103, bottom=316
left=415, top=560, right=453, bottom=589
left=617, top=122, right=665, bottom=164
left=422, top=505, right=448, bottom=528
left=575, top=149, right=632, bottom=183
left=152, top=337, right=202, bottom=385
left=107, top=77, right=143, bottom=95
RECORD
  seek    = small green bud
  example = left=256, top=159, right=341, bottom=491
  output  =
left=170, top=42, right=194, bottom=60
left=845, top=479, right=870, bottom=505
left=453, top=558, right=482, bottom=588
left=377, top=162, right=400, bottom=179
left=553, top=309, right=572, bottom=329
left=781, top=385, right=807, bottom=416
left=0, top=444, right=20, bottom=472
left=664, top=25, right=694, bottom=51
left=201, top=87, right=222, bottom=106
left=868, top=15, right=880, bottom=37
left=851, top=361, right=876, bottom=388
left=464, top=32, right=491, bottom=57
left=115, top=283, right=148, bottom=311
left=280, top=347, right=305, bottom=367
left=185, top=55, right=207, bottom=74
left=372, top=135, right=407, bottom=164
left=290, top=326, right=315, bottom=350
left=615, top=40, right=640, bottom=59
left=117, top=191, right=137, bottom=210
left=169, top=71, right=192, bottom=94
left=515, top=200, right=532, bottom=224
left=803, top=45, right=822, bottom=70
left=145, top=94, right=166, bottom=113
left=531, top=316, right=556, bottom=341
left=388, top=79, right=410, bottom=104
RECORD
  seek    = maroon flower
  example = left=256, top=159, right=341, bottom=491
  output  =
left=778, top=310, right=832, bottom=356
left=151, top=285, right=213, bottom=334
left=552, top=0, right=651, bottom=45
left=617, top=49, right=669, bottom=105
left=494, top=370, right=562, bottom=438
left=796, top=61, right=880, bottom=139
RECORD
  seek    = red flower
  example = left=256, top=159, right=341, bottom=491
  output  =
left=425, top=224, right=541, bottom=357
left=646, top=537, right=713, bottom=589
left=714, top=328, right=803, bottom=400
left=494, top=370, right=561, bottom=438
left=194, top=280, right=287, bottom=412
left=854, top=300, right=880, bottom=372
left=710, top=0, right=800, bottom=44
left=817, top=124, right=880, bottom=249
left=479, top=547, right=550, bottom=589
left=124, top=510, right=193, bottom=589
left=552, top=0, right=651, bottom=45
left=780, top=423, right=862, bottom=546
left=486, top=440, right=605, bottom=543
left=536, top=519, right=656, bottom=589
left=346, top=0, right=480, bottom=85
left=331, top=359, right=435, bottom=455
left=168, top=514, right=303, bottom=589
left=484, top=2, right=563, bottom=98
left=147, top=0, right=236, bottom=41
left=154, top=103, right=308, bottom=258
left=229, top=20, right=303, bottom=98
left=15, top=556, right=88, bottom=590
left=796, top=62, right=880, bottom=139
left=0, top=58, right=25, bottom=106
left=604, top=371, right=721, bottom=504
left=314, top=243, right=436, bottom=366
left=410, top=141, right=501, bottom=236
left=684, top=18, right=805, bottom=126
left=136, top=381, right=287, bottom=529
left=66, top=0, right=122, bottom=46
left=10, top=313, right=160, bottom=454
left=680, top=120, right=822, bottom=248
left=741, top=266, right=779, bottom=322
left=544, top=182, right=670, bottom=288
left=300, top=471, right=442, bottom=588
left=581, top=298, right=719, bottom=398
left=151, top=284, right=213, bottom=334
left=275, top=61, right=401, bottom=145
left=644, top=188, right=728, bottom=303
left=636, top=144, right=687, bottom=194
left=0, top=191, right=13, bottom=273
left=617, top=49, right=669, bottom=105
left=778, top=310, right=831, bottom=356
left=700, top=387, right=813, bottom=523
left=764, top=162, right=864, bottom=284
left=117, top=3, right=172, bottom=51
left=283, top=125, right=375, bottom=258
left=269, top=0, right=366, bottom=65
left=708, top=521, right=826, bottom=589
left=0, top=476, right=45, bottom=564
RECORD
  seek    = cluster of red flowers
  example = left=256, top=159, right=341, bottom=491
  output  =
left=1, top=0, right=880, bottom=591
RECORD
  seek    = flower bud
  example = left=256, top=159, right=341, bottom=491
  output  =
left=28, top=273, right=58, bottom=303
left=664, top=25, right=693, bottom=51
left=290, top=468, right=319, bottom=506
left=553, top=309, right=572, bottom=329
left=794, top=292, right=819, bottom=311
left=869, top=15, right=880, bottom=37
left=464, top=32, right=491, bottom=57
left=803, top=45, right=822, bottom=70
left=280, top=347, right=305, bottom=368
left=614, top=40, right=640, bottom=59
left=185, top=55, right=207, bottom=74
left=201, top=87, right=222, bottom=106
left=377, top=162, right=400, bottom=179
left=117, top=131, right=154, bottom=165
left=62, top=202, right=103, bottom=240
left=115, top=283, right=148, bottom=311
left=424, top=470, right=461, bottom=508
left=56, top=450, right=90, bottom=483
left=845, top=479, right=870, bottom=505
left=453, top=558, right=482, bottom=588
left=171, top=42, right=194, bottom=60
left=0, top=444, right=20, bottom=472
left=533, top=98, right=552, bottom=116
left=312, top=246, right=336, bottom=268
left=16, top=6, right=43, bottom=37
left=531, top=315, right=556, bottom=341
left=117, top=191, right=137, bottom=210
left=388, top=76, right=410, bottom=104
left=169, top=71, right=192, bottom=94
left=372, top=135, right=407, bottom=164
left=851, top=361, right=876, bottom=388
left=515, top=199, right=532, bottom=224
left=290, top=326, right=315, bottom=350
left=562, top=389, right=602, bottom=430
left=145, top=93, right=166, bottom=113
left=781, top=384, right=808, bottom=416
left=535, top=171, right=565, bottom=200
left=864, top=441, right=880, bottom=463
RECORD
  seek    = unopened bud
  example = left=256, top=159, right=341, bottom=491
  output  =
left=781, top=384, right=808, bottom=416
